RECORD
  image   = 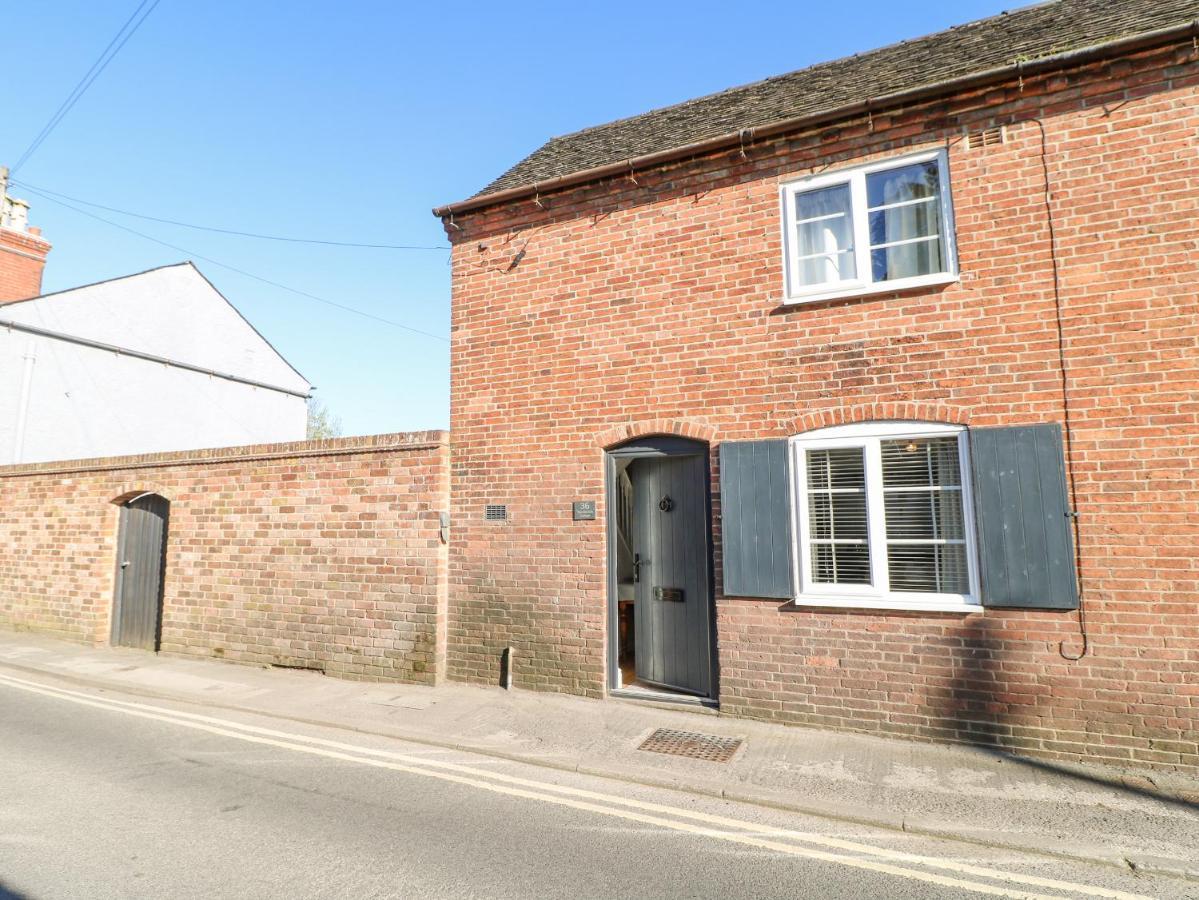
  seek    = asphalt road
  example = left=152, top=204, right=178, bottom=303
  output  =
left=0, top=670, right=1190, bottom=900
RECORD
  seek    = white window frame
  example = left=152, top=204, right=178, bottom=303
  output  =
left=779, top=149, right=959, bottom=305
left=788, top=422, right=980, bottom=613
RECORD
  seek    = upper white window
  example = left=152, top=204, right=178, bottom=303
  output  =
left=780, top=150, right=958, bottom=304
left=790, top=422, right=979, bottom=612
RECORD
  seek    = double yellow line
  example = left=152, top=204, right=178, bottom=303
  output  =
left=0, top=670, right=1153, bottom=900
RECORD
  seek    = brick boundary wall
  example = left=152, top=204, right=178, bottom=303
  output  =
left=444, top=40, right=1199, bottom=773
left=0, top=431, right=450, bottom=683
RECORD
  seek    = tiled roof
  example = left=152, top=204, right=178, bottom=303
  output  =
left=476, top=0, right=1198, bottom=197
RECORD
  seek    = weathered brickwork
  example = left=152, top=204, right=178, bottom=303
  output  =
left=0, top=227, right=50, bottom=303
left=0, top=432, right=450, bottom=683
left=445, top=42, right=1199, bottom=771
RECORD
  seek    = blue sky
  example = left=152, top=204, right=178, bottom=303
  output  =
left=6, top=1, right=1012, bottom=435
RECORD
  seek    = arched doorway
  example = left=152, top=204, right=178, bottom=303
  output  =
left=606, top=436, right=715, bottom=700
left=112, top=493, right=170, bottom=650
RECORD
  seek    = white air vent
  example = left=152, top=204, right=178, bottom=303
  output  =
left=966, top=125, right=1006, bottom=149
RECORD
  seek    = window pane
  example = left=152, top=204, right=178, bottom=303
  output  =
left=866, top=160, right=946, bottom=282
left=887, top=544, right=969, bottom=593
left=881, top=438, right=961, bottom=488
left=808, top=447, right=866, bottom=490
left=794, top=184, right=856, bottom=286
left=809, top=491, right=869, bottom=542
left=883, top=491, right=964, bottom=541
left=808, top=492, right=832, bottom=540
left=868, top=200, right=941, bottom=247
left=871, top=239, right=944, bottom=281
left=799, top=251, right=855, bottom=286
left=813, top=543, right=872, bottom=585
left=880, top=437, right=968, bottom=595
left=866, top=161, right=939, bottom=208
left=806, top=447, right=871, bottom=586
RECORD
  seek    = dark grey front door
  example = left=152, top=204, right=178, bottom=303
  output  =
left=628, top=454, right=713, bottom=696
left=112, top=494, right=169, bottom=650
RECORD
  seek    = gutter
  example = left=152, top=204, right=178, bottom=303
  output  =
left=432, top=20, right=1199, bottom=219
left=0, top=317, right=312, bottom=400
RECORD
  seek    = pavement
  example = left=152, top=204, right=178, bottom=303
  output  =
left=1, top=630, right=1196, bottom=885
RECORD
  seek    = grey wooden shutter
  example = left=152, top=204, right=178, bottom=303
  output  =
left=969, top=424, right=1079, bottom=610
left=720, top=440, right=795, bottom=598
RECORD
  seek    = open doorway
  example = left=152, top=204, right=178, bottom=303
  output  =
left=606, top=437, right=715, bottom=701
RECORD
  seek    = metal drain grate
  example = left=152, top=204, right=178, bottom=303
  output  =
left=638, top=728, right=742, bottom=762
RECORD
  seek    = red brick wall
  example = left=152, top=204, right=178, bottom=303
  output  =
left=0, top=432, right=451, bottom=683
left=445, top=42, right=1199, bottom=771
left=0, top=228, right=50, bottom=303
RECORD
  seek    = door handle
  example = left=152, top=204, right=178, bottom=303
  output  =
left=120, top=560, right=130, bottom=568
left=633, top=554, right=648, bottom=583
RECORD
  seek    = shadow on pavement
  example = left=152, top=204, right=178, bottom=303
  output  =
left=0, top=881, right=31, bottom=900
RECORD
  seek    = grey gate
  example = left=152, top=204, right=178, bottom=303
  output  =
left=608, top=437, right=714, bottom=698
left=112, top=494, right=170, bottom=650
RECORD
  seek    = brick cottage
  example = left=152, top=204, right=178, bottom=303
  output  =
left=433, top=0, right=1199, bottom=772
left=2, top=0, right=1196, bottom=777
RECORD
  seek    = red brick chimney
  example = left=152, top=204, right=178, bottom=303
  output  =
left=0, top=167, right=51, bottom=304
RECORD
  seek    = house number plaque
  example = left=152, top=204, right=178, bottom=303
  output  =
left=572, top=501, right=596, bottom=521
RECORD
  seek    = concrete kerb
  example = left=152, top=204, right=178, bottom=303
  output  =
left=0, top=656, right=1193, bottom=884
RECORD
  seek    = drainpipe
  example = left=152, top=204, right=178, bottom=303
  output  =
left=12, top=337, right=36, bottom=463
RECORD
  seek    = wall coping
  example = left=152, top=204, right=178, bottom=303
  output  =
left=0, top=226, right=52, bottom=253
left=0, top=430, right=449, bottom=479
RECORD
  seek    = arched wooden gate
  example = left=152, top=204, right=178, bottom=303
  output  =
left=112, top=493, right=169, bottom=650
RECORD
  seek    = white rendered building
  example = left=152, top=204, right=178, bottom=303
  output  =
left=0, top=261, right=310, bottom=464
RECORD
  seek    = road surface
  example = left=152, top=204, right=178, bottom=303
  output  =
left=0, top=670, right=1188, bottom=899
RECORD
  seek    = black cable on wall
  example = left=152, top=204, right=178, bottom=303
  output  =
left=1034, top=117, right=1090, bottom=662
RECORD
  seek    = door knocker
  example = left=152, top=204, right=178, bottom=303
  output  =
left=658, top=495, right=674, bottom=512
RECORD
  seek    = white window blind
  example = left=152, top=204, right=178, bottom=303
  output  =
left=880, top=437, right=969, bottom=593
left=805, top=447, right=870, bottom=585
left=791, top=423, right=979, bottom=611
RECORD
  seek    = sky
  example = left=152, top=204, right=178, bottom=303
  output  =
left=5, top=0, right=1014, bottom=436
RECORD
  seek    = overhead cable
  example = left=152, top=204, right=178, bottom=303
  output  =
left=12, top=180, right=450, bottom=251
left=21, top=185, right=450, bottom=343
left=12, top=0, right=163, bottom=174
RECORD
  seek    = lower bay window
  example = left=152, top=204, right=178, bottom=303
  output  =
left=721, top=423, right=1077, bottom=612
left=790, top=422, right=980, bottom=611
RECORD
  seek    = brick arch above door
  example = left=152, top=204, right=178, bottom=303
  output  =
left=597, top=418, right=718, bottom=449
left=110, top=485, right=175, bottom=505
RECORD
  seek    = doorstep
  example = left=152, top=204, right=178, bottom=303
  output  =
left=609, top=686, right=720, bottom=711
